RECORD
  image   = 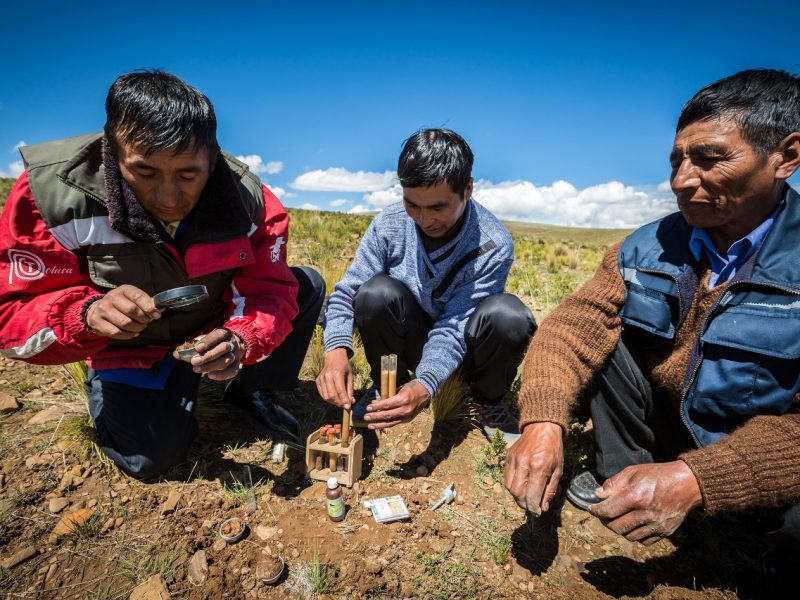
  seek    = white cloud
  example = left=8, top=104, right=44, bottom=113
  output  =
left=236, top=154, right=283, bottom=175
left=291, top=167, right=397, bottom=192
left=0, top=160, right=24, bottom=178
left=472, top=178, right=675, bottom=228
left=300, top=162, right=676, bottom=228
left=296, top=203, right=321, bottom=211
left=268, top=186, right=287, bottom=199
left=11, top=140, right=26, bottom=152
left=362, top=183, right=403, bottom=209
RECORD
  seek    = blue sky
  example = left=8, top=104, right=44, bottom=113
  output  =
left=1, top=1, right=798, bottom=227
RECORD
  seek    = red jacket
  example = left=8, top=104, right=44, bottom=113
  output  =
left=0, top=170, right=299, bottom=369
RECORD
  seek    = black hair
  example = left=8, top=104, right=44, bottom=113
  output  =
left=104, top=69, right=219, bottom=156
left=397, top=128, right=474, bottom=197
left=677, top=69, right=800, bottom=155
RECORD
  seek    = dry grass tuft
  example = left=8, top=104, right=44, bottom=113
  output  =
left=430, top=370, right=467, bottom=422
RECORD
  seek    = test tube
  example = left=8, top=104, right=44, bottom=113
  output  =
left=381, top=355, right=390, bottom=399
left=327, top=427, right=337, bottom=471
left=316, top=426, right=328, bottom=471
left=334, top=426, right=344, bottom=471
left=342, top=408, right=351, bottom=449
left=333, top=425, right=342, bottom=445
left=388, top=354, right=397, bottom=397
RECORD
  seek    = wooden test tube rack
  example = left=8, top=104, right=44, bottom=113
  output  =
left=305, top=430, right=363, bottom=487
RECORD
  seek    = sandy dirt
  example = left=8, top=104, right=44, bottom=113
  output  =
left=0, top=358, right=768, bottom=599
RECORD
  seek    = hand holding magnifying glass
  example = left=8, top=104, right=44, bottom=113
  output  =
left=84, top=284, right=165, bottom=340
left=84, top=284, right=209, bottom=341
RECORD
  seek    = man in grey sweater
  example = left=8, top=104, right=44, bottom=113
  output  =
left=316, top=128, right=535, bottom=443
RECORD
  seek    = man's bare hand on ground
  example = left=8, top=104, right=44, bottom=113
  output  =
left=85, top=285, right=162, bottom=339
left=504, top=422, right=564, bottom=516
left=316, top=348, right=354, bottom=409
left=589, top=460, right=703, bottom=546
left=182, top=328, right=246, bottom=381
left=363, top=380, right=430, bottom=429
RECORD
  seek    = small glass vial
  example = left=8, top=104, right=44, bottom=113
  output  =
left=327, top=427, right=337, bottom=471
left=387, top=354, right=398, bottom=397
left=380, top=355, right=390, bottom=399
left=271, top=442, right=286, bottom=463
left=326, top=477, right=345, bottom=522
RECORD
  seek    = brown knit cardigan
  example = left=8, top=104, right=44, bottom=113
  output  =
left=518, top=242, right=800, bottom=514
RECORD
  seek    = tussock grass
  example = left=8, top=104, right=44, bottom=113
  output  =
left=430, top=371, right=467, bottom=422
left=222, top=471, right=266, bottom=505
left=60, top=415, right=121, bottom=475
left=62, top=361, right=88, bottom=398
left=480, top=526, right=513, bottom=565
left=476, top=430, right=507, bottom=483
left=562, top=421, right=594, bottom=479
left=288, top=545, right=335, bottom=597
left=68, top=510, right=104, bottom=541
left=119, top=547, right=183, bottom=582
left=414, top=549, right=479, bottom=599
left=300, top=326, right=326, bottom=381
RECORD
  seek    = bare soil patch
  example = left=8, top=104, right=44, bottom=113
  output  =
left=0, top=358, right=769, bottom=598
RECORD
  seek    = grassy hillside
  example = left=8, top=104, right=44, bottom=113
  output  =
left=0, top=180, right=627, bottom=311
left=286, top=208, right=629, bottom=314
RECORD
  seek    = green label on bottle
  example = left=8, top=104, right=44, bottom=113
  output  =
left=326, top=496, right=345, bottom=518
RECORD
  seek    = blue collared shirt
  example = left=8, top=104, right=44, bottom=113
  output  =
left=689, top=203, right=783, bottom=288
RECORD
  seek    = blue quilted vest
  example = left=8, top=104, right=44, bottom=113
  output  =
left=617, top=186, right=800, bottom=447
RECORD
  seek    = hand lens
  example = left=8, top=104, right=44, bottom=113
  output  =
left=153, top=285, right=209, bottom=309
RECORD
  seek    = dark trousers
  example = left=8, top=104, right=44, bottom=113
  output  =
left=86, top=266, right=326, bottom=479
left=590, top=336, right=800, bottom=560
left=353, top=274, right=536, bottom=401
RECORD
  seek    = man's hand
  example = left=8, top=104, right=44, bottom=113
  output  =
left=316, top=348, right=354, bottom=409
left=588, top=460, right=703, bottom=546
left=85, top=285, right=162, bottom=339
left=183, top=328, right=246, bottom=381
left=363, top=379, right=430, bottom=429
left=504, top=422, right=564, bottom=516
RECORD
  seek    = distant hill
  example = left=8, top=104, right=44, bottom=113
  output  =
left=505, top=220, right=631, bottom=247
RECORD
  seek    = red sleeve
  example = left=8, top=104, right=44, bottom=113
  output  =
left=0, top=172, right=109, bottom=364
left=222, top=185, right=299, bottom=363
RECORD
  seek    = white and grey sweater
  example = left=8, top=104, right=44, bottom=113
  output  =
left=323, top=199, right=514, bottom=397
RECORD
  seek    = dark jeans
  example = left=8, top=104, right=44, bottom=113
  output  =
left=86, top=266, right=325, bottom=479
left=353, top=274, right=536, bottom=401
left=590, top=336, right=800, bottom=560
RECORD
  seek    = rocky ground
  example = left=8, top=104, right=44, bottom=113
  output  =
left=0, top=358, right=769, bottom=599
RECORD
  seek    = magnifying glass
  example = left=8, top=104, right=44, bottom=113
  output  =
left=153, top=285, right=209, bottom=309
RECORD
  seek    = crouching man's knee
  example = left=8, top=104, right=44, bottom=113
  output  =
left=99, top=440, right=192, bottom=480
left=467, top=293, right=536, bottom=348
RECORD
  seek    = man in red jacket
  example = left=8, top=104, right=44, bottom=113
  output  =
left=0, top=70, right=325, bottom=478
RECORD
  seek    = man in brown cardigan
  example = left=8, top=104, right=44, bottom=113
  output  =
left=504, top=69, right=800, bottom=593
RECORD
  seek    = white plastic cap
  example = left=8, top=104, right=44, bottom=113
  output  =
left=327, top=477, right=339, bottom=489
